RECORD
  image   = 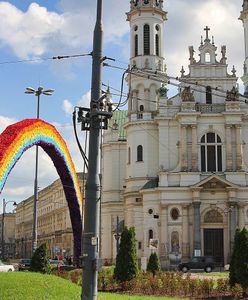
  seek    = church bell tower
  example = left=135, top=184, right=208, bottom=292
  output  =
left=127, top=0, right=167, bottom=115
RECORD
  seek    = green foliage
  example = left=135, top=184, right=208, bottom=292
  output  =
left=30, top=243, right=50, bottom=274
left=147, top=252, right=161, bottom=276
left=114, top=226, right=138, bottom=282
left=229, top=227, right=248, bottom=289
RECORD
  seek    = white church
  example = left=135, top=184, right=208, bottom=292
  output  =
left=101, top=0, right=248, bottom=269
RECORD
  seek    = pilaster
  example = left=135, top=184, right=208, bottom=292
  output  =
left=181, top=125, right=187, bottom=171
left=225, top=125, right=233, bottom=171
left=236, top=125, right=242, bottom=171
left=182, top=204, right=190, bottom=259
left=191, top=125, right=198, bottom=172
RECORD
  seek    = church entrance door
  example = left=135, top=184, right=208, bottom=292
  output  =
left=204, top=228, right=224, bottom=266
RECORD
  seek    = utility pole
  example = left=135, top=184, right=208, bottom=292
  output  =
left=81, top=1, right=112, bottom=299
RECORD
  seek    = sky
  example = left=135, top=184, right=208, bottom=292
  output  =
left=0, top=0, right=245, bottom=211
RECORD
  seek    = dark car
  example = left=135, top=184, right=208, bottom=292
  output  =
left=18, top=259, right=31, bottom=271
left=178, top=256, right=215, bottom=273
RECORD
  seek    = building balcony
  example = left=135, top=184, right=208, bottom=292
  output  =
left=195, top=103, right=225, bottom=113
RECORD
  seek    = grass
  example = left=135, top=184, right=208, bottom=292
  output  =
left=0, top=272, right=187, bottom=300
left=194, top=271, right=229, bottom=277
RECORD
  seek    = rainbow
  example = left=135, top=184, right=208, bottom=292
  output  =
left=0, top=119, right=82, bottom=262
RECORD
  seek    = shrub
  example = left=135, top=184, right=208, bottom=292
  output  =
left=231, top=283, right=243, bottom=299
left=147, top=252, right=161, bottom=276
left=114, top=226, right=138, bottom=282
left=230, top=227, right=248, bottom=289
left=30, top=243, right=50, bottom=273
left=216, top=278, right=229, bottom=296
left=200, top=278, right=214, bottom=298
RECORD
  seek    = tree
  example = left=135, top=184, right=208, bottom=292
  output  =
left=114, top=226, right=138, bottom=282
left=30, top=243, right=50, bottom=273
left=229, top=227, right=248, bottom=289
left=147, top=252, right=161, bottom=276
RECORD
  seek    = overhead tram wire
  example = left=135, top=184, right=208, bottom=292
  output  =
left=103, top=62, right=248, bottom=104
left=0, top=53, right=92, bottom=66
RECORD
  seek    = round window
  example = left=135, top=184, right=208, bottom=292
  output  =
left=148, top=208, right=153, bottom=215
left=155, top=24, right=160, bottom=31
left=134, top=25, right=138, bottom=31
left=171, top=208, right=179, bottom=220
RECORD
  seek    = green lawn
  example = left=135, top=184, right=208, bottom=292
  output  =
left=0, top=272, right=186, bottom=300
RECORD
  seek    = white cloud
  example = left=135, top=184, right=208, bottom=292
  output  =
left=62, top=99, right=73, bottom=115
left=77, top=91, right=91, bottom=108
left=0, top=115, right=17, bottom=132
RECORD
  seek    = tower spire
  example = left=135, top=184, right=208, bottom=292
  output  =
left=239, top=0, right=248, bottom=94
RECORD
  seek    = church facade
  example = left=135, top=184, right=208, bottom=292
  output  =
left=101, top=0, right=248, bottom=269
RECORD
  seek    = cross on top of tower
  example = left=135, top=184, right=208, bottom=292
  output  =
left=204, top=26, right=210, bottom=41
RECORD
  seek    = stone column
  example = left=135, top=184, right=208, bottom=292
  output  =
left=229, top=201, right=238, bottom=253
left=236, top=125, right=242, bottom=171
left=238, top=203, right=245, bottom=229
left=193, top=202, right=201, bottom=254
left=144, top=88, right=150, bottom=111
left=191, top=125, right=198, bottom=172
left=132, top=89, right=138, bottom=112
left=225, top=124, right=233, bottom=171
left=160, top=204, right=169, bottom=258
left=181, top=125, right=187, bottom=171
left=182, top=205, right=190, bottom=259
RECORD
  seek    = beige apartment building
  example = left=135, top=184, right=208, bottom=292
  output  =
left=15, top=173, right=85, bottom=259
left=0, top=213, right=16, bottom=258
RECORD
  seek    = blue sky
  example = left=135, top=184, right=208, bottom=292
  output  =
left=0, top=0, right=245, bottom=210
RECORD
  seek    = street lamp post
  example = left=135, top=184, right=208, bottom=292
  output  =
left=25, top=86, right=54, bottom=254
left=1, top=199, right=17, bottom=260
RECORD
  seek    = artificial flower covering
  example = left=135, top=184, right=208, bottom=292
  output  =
left=0, top=119, right=82, bottom=262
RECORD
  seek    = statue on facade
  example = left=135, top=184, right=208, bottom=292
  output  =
left=181, top=86, right=195, bottom=102
left=158, top=83, right=168, bottom=97
left=189, top=46, right=196, bottom=64
left=243, top=0, right=248, bottom=10
left=226, top=86, right=239, bottom=101
left=220, top=45, right=227, bottom=64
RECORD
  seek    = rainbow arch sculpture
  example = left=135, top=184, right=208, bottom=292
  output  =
left=0, top=119, right=83, bottom=262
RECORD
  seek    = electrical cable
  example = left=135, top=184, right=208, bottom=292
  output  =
left=72, top=109, right=88, bottom=170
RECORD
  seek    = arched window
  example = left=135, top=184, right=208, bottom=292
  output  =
left=206, top=86, right=212, bottom=104
left=128, top=147, right=131, bottom=164
left=201, top=132, right=222, bottom=172
left=137, top=145, right=143, bottom=162
left=149, top=229, right=153, bottom=240
left=139, top=105, right=144, bottom=111
left=205, top=52, right=210, bottom=62
left=134, top=34, right=138, bottom=57
left=144, top=24, right=150, bottom=55
left=155, top=34, right=159, bottom=56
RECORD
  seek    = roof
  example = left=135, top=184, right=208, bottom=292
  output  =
left=110, top=110, right=128, bottom=140
left=142, top=178, right=159, bottom=190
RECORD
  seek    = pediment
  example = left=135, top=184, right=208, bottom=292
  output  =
left=191, top=175, right=239, bottom=190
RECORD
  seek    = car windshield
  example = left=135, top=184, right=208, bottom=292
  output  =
left=21, top=259, right=31, bottom=263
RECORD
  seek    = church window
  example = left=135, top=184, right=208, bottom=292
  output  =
left=134, top=34, right=138, bottom=57
left=206, top=86, right=212, bottom=104
left=137, top=145, right=143, bottom=161
left=144, top=24, right=150, bottom=55
left=156, top=34, right=159, bottom=56
left=149, top=229, right=153, bottom=240
left=139, top=105, right=144, bottom=111
left=148, top=208, right=153, bottom=215
left=144, top=0, right=149, bottom=4
left=171, top=208, right=179, bottom=220
left=200, top=132, right=222, bottom=172
left=155, top=24, right=160, bottom=31
left=138, top=241, right=142, bottom=249
left=205, top=52, right=211, bottom=62
left=128, top=147, right=131, bottom=164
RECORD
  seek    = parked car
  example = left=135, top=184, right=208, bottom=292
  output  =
left=49, top=259, right=65, bottom=266
left=178, top=256, right=215, bottom=273
left=0, top=260, right=15, bottom=272
left=18, top=259, right=31, bottom=271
